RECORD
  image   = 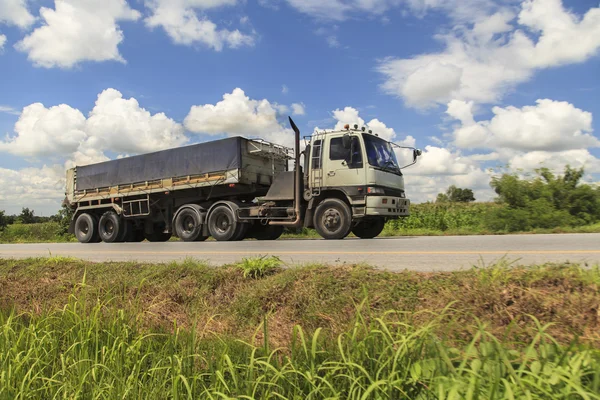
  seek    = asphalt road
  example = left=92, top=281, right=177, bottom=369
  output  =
left=1, top=233, right=599, bottom=271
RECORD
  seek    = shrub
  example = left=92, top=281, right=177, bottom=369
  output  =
left=237, top=256, right=282, bottom=279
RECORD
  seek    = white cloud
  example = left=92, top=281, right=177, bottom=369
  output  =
left=291, top=103, right=305, bottom=116
left=281, top=85, right=289, bottom=94
left=0, top=165, right=66, bottom=215
left=0, top=0, right=35, bottom=28
left=509, top=149, right=600, bottom=174
left=144, top=0, right=255, bottom=50
left=184, top=88, right=295, bottom=146
left=0, top=103, right=88, bottom=157
left=0, top=33, right=6, bottom=50
left=280, top=0, right=494, bottom=22
left=15, top=0, right=141, bottom=69
left=0, top=89, right=186, bottom=163
left=378, top=0, right=600, bottom=108
left=326, top=35, right=340, bottom=48
left=282, top=0, right=438, bottom=21
left=0, top=105, right=20, bottom=115
left=332, top=106, right=402, bottom=142
left=86, top=89, right=187, bottom=155
left=447, top=99, right=599, bottom=152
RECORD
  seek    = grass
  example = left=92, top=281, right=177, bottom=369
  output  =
left=1, top=258, right=599, bottom=398
left=0, top=221, right=75, bottom=243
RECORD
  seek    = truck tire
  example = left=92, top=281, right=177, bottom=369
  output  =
left=74, top=213, right=100, bottom=243
left=314, top=198, right=352, bottom=240
left=250, top=224, right=284, bottom=240
left=352, top=218, right=385, bottom=239
left=232, top=223, right=250, bottom=241
left=175, top=208, right=204, bottom=242
left=208, top=205, right=244, bottom=242
left=99, top=211, right=123, bottom=243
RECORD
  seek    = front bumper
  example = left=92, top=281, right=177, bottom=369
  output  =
left=365, top=196, right=410, bottom=217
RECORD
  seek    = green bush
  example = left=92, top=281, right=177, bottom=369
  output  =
left=485, top=166, right=600, bottom=232
left=387, top=202, right=495, bottom=232
left=0, top=222, right=74, bottom=243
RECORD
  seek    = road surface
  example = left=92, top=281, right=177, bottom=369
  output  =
left=1, top=233, right=599, bottom=272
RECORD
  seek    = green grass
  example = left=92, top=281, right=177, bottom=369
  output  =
left=1, top=258, right=599, bottom=398
left=0, top=221, right=75, bottom=243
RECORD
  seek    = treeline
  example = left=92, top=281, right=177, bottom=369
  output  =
left=391, top=166, right=600, bottom=233
left=0, top=207, right=71, bottom=231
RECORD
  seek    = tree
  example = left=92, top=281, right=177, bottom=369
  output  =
left=0, top=210, right=6, bottom=231
left=487, top=166, right=600, bottom=231
left=18, top=207, right=35, bottom=224
left=436, top=185, right=476, bottom=203
left=52, top=204, right=75, bottom=235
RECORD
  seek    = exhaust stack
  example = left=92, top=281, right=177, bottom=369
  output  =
left=270, top=117, right=302, bottom=228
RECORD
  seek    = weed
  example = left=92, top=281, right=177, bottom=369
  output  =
left=236, top=256, right=283, bottom=279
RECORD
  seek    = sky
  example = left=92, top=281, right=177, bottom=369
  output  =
left=0, top=0, right=599, bottom=215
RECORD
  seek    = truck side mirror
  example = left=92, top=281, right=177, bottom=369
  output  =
left=413, top=149, right=422, bottom=162
left=342, top=134, right=351, bottom=149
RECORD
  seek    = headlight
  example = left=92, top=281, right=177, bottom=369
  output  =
left=367, top=187, right=385, bottom=194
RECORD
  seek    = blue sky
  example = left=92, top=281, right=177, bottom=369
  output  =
left=0, top=0, right=599, bottom=215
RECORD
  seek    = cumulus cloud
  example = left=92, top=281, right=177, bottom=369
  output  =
left=184, top=88, right=294, bottom=146
left=509, top=149, right=600, bottom=174
left=447, top=99, right=599, bottom=152
left=331, top=106, right=415, bottom=144
left=144, top=0, right=255, bottom=50
left=0, top=165, right=66, bottom=214
left=0, top=34, right=6, bottom=51
left=291, top=103, right=305, bottom=116
left=86, top=89, right=187, bottom=155
left=15, top=0, right=141, bottom=69
left=0, top=89, right=186, bottom=163
left=0, top=0, right=35, bottom=28
left=378, top=0, right=600, bottom=108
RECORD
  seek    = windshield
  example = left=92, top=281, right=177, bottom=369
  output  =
left=362, top=134, right=400, bottom=173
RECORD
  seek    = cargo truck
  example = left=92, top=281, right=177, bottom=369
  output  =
left=65, top=118, right=421, bottom=243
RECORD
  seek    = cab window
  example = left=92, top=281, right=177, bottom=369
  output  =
left=329, top=137, right=363, bottom=168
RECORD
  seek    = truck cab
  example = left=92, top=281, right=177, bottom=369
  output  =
left=299, top=124, right=420, bottom=239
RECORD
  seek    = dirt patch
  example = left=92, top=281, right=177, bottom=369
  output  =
left=1, top=258, right=598, bottom=348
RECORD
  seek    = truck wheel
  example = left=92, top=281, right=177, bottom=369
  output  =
left=74, top=213, right=100, bottom=243
left=99, top=211, right=123, bottom=243
left=232, top=223, right=250, bottom=241
left=208, top=205, right=242, bottom=242
left=175, top=209, right=204, bottom=242
left=251, top=224, right=284, bottom=240
left=352, top=218, right=385, bottom=239
left=314, top=198, right=352, bottom=240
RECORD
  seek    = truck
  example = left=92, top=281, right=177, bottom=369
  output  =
left=65, top=118, right=421, bottom=243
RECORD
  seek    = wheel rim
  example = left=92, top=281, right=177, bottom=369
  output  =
left=215, top=212, right=232, bottom=235
left=321, top=207, right=343, bottom=233
left=78, top=220, right=90, bottom=236
left=103, top=220, right=115, bottom=237
left=182, top=215, right=196, bottom=234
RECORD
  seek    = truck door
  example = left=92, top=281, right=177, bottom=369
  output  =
left=324, top=135, right=366, bottom=189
